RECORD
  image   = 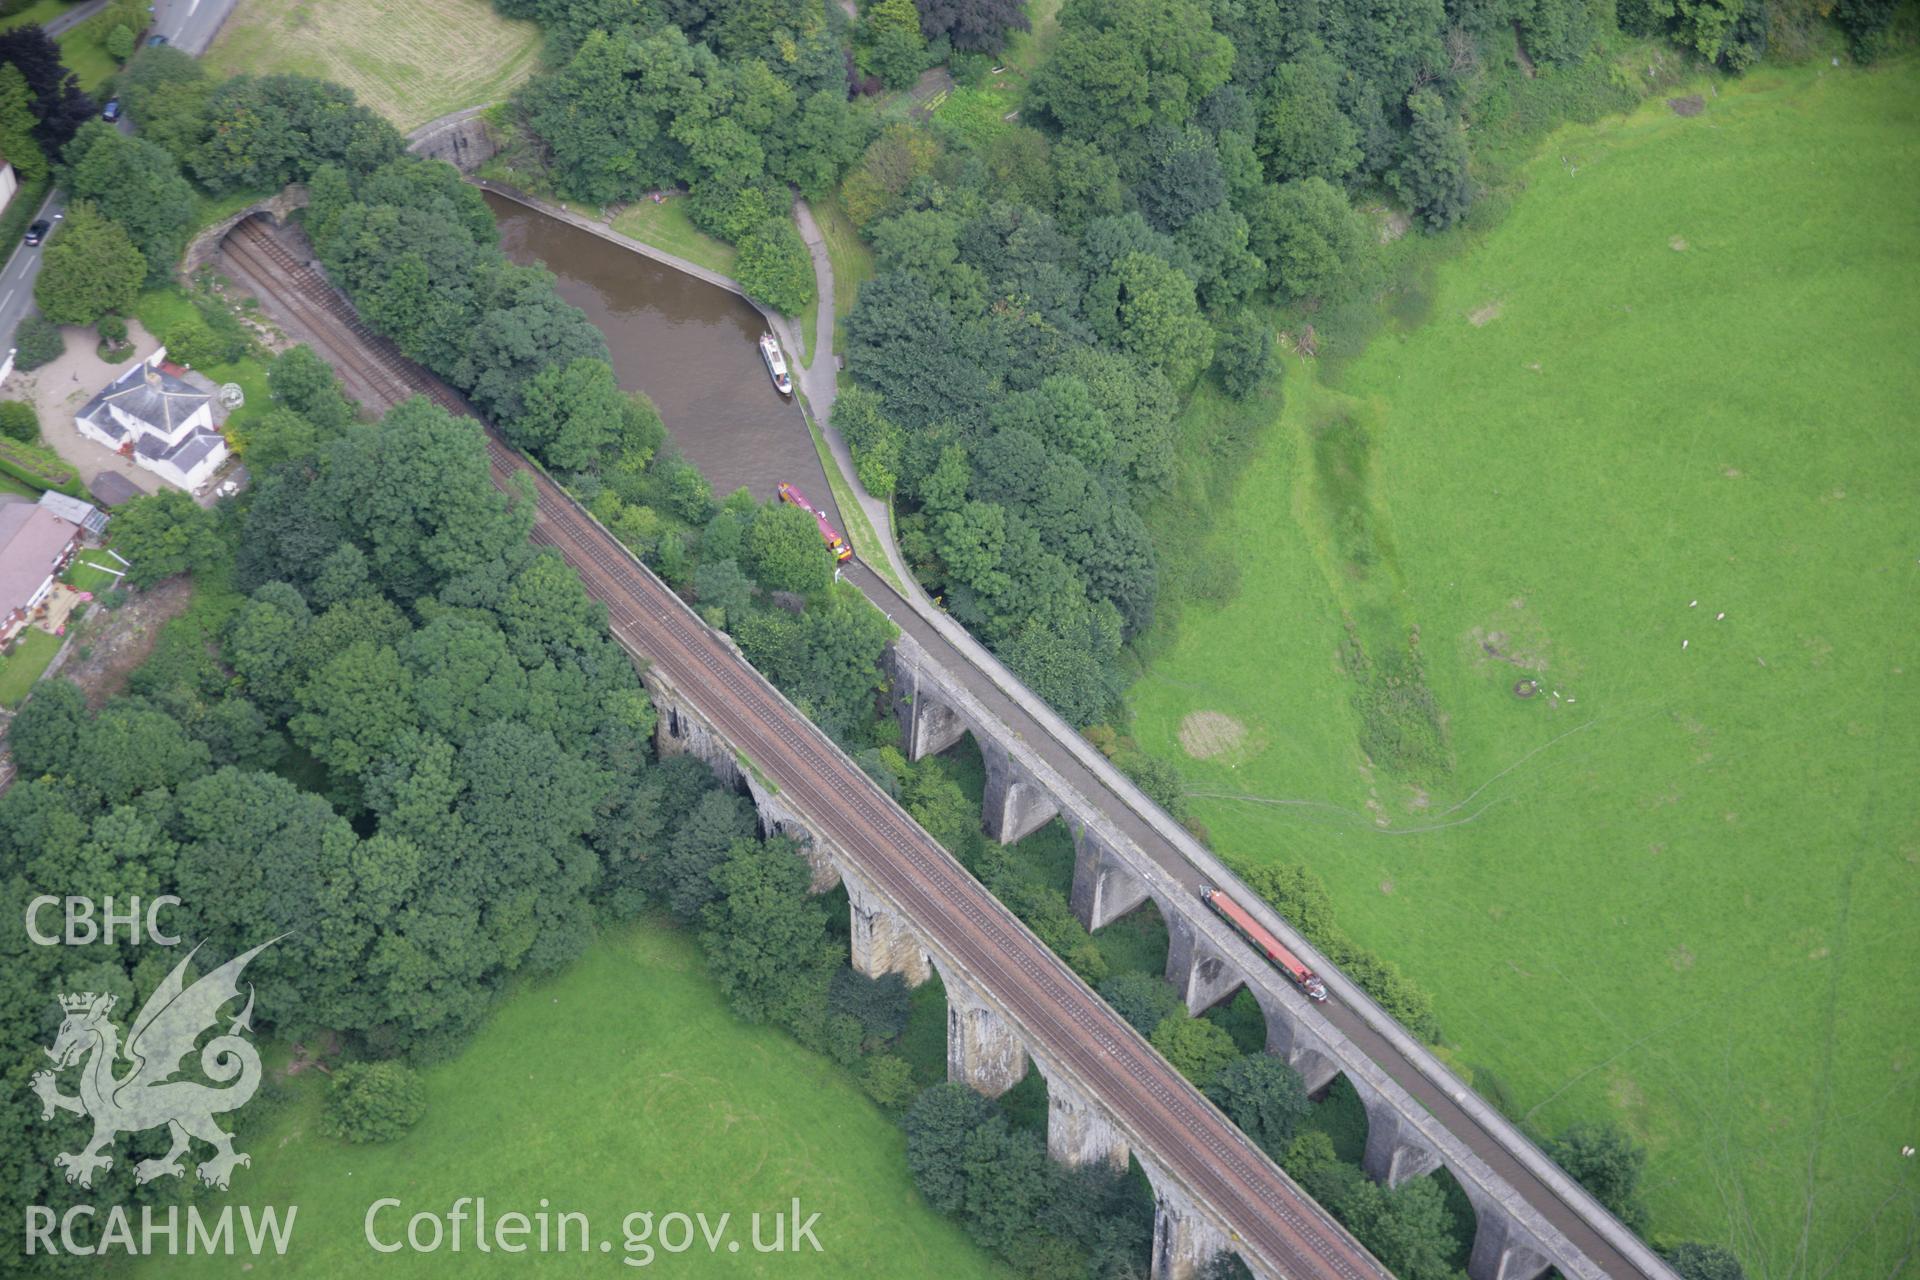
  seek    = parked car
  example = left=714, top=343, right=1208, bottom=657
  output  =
left=24, top=220, right=49, bottom=246
left=145, top=33, right=167, bottom=47
left=101, top=98, right=121, bottom=122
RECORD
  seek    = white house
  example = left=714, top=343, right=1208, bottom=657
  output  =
left=75, top=352, right=228, bottom=491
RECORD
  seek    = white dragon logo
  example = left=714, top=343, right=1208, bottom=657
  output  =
left=29, top=938, right=280, bottom=1191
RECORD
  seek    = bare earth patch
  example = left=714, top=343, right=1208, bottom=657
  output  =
left=1178, top=710, right=1248, bottom=760
left=56, top=578, right=195, bottom=708
left=1668, top=94, right=1706, bottom=117
left=1467, top=621, right=1552, bottom=674
left=1468, top=300, right=1503, bottom=327
left=1670, top=235, right=1689, bottom=251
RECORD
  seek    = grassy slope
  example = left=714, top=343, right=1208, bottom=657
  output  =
left=203, top=0, right=542, bottom=130
left=137, top=923, right=1010, bottom=1279
left=1127, top=60, right=1920, bottom=1272
left=609, top=197, right=740, bottom=278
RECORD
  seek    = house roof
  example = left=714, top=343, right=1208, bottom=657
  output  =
left=76, top=359, right=213, bottom=440
left=37, top=490, right=108, bottom=536
left=88, top=471, right=144, bottom=507
left=157, top=429, right=224, bottom=475
left=0, top=504, right=79, bottom=615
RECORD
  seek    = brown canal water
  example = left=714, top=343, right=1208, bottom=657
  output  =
left=483, top=190, right=841, bottom=523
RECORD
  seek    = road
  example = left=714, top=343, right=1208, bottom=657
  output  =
left=151, top=0, right=235, bottom=54
left=0, top=187, right=64, bottom=345
left=0, top=0, right=233, bottom=350
left=218, top=215, right=1392, bottom=1280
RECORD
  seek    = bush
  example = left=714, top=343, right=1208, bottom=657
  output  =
left=13, top=314, right=65, bottom=371
left=0, top=399, right=38, bottom=442
left=164, top=298, right=251, bottom=369
left=735, top=216, right=815, bottom=318
left=1664, top=1242, right=1746, bottom=1280
left=105, top=23, right=134, bottom=61
left=859, top=1054, right=917, bottom=1111
left=320, top=1062, right=426, bottom=1143
left=163, top=316, right=217, bottom=368
left=97, top=314, right=127, bottom=344
left=1546, top=1121, right=1650, bottom=1230
left=1213, top=312, right=1276, bottom=400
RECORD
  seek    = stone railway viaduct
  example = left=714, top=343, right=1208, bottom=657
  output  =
left=653, top=617, right=1673, bottom=1280
left=211, top=150, right=1679, bottom=1280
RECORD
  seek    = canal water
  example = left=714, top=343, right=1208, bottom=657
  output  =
left=483, top=191, right=842, bottom=526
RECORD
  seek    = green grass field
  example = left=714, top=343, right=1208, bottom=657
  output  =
left=1129, top=59, right=1920, bottom=1273
left=204, top=0, right=542, bottom=130
left=136, top=922, right=1009, bottom=1278
left=0, top=626, right=61, bottom=706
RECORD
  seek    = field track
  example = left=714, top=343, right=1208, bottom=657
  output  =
left=219, top=216, right=1388, bottom=1280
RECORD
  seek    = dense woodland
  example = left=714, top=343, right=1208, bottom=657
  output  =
left=494, top=0, right=1902, bottom=729
left=0, top=350, right=909, bottom=1271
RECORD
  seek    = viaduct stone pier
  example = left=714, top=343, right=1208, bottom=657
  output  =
left=885, top=631, right=1674, bottom=1280
left=647, top=667, right=1276, bottom=1280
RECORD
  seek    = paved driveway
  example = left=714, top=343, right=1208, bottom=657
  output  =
left=8, top=322, right=169, bottom=501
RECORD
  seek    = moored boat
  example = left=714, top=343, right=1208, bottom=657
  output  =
left=759, top=333, right=793, bottom=396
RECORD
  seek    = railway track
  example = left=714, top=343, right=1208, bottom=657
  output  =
left=229, top=217, right=1388, bottom=1280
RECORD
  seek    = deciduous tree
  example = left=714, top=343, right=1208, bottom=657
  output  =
left=1392, top=89, right=1471, bottom=230
left=743, top=498, right=833, bottom=595
left=61, top=122, right=196, bottom=282
left=33, top=201, right=145, bottom=325
left=1547, top=1121, right=1650, bottom=1229
left=735, top=216, right=814, bottom=317
left=1097, top=970, right=1183, bottom=1036
left=0, top=63, right=47, bottom=181
left=110, top=489, right=223, bottom=587
left=1257, top=50, right=1363, bottom=185
left=700, top=836, right=841, bottom=1025
left=913, top=0, right=1030, bottom=54
left=1247, top=177, right=1376, bottom=302
left=1150, top=1013, right=1239, bottom=1089
left=1205, top=1055, right=1312, bottom=1159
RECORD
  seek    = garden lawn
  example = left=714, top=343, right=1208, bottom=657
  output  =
left=610, top=196, right=739, bottom=279
left=203, top=0, right=542, bottom=130
left=1128, top=58, right=1920, bottom=1275
left=55, top=23, right=115, bottom=91
left=134, top=922, right=1010, bottom=1279
left=0, top=626, right=60, bottom=706
left=62, top=558, right=121, bottom=593
left=0, top=0, right=67, bottom=30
